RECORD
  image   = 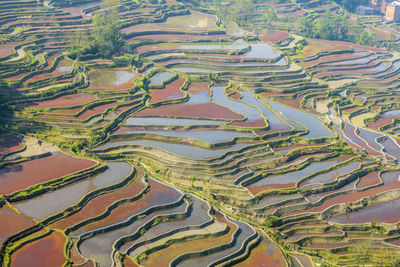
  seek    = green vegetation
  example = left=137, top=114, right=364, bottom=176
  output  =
left=297, top=13, right=357, bottom=43
left=69, top=0, right=124, bottom=59
left=265, top=215, right=281, bottom=228
left=92, top=0, right=124, bottom=58
left=2, top=0, right=400, bottom=266
left=333, top=0, right=368, bottom=12
left=356, top=30, right=377, bottom=46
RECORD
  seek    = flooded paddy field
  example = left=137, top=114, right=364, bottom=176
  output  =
left=2, top=0, right=400, bottom=266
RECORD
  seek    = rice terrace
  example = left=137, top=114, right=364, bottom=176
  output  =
left=2, top=0, right=400, bottom=266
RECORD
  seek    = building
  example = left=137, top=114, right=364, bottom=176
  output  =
left=386, top=1, right=400, bottom=21
left=371, top=0, right=383, bottom=10
left=381, top=0, right=389, bottom=13
left=357, top=5, right=375, bottom=15
left=371, top=0, right=397, bottom=14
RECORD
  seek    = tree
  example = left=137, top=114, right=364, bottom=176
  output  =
left=388, top=30, right=397, bottom=51
left=334, top=0, right=368, bottom=13
left=190, top=176, right=195, bottom=187
left=91, top=0, right=124, bottom=58
left=265, top=215, right=281, bottom=227
left=297, top=13, right=354, bottom=42
left=356, top=30, right=376, bottom=46
left=297, top=16, right=313, bottom=38
left=213, top=0, right=221, bottom=7
left=262, top=8, right=277, bottom=28
left=69, top=28, right=91, bottom=59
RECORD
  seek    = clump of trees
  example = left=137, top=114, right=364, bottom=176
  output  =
left=265, top=215, right=281, bottom=227
left=333, top=0, right=369, bottom=13
left=215, top=3, right=255, bottom=26
left=356, top=30, right=377, bottom=46
left=297, top=13, right=352, bottom=41
left=262, top=8, right=277, bottom=28
left=69, top=0, right=124, bottom=59
left=297, top=12, right=377, bottom=46
left=92, top=0, right=124, bottom=57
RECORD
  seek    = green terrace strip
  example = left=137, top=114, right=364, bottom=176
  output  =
left=3, top=0, right=400, bottom=266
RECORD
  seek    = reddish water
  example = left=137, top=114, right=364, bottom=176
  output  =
left=24, top=68, right=69, bottom=84
left=0, top=42, right=21, bottom=57
left=20, top=94, right=96, bottom=109
left=259, top=30, right=290, bottom=43
left=0, top=205, right=35, bottom=245
left=135, top=100, right=244, bottom=120
left=239, top=234, right=287, bottom=267
left=0, top=152, right=96, bottom=195
left=230, top=118, right=267, bottom=128
left=74, top=101, right=132, bottom=121
left=290, top=170, right=400, bottom=217
left=357, top=171, right=381, bottom=189
left=0, top=134, right=23, bottom=156
left=148, top=78, right=186, bottom=104
left=11, top=231, right=66, bottom=267
left=142, top=211, right=237, bottom=267
left=52, top=173, right=146, bottom=230
left=77, top=179, right=181, bottom=233
left=278, top=97, right=304, bottom=110
left=123, top=257, right=140, bottom=267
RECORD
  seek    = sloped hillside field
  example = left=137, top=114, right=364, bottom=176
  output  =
left=1, top=0, right=400, bottom=266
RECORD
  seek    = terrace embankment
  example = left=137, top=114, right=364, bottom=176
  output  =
left=2, top=0, right=400, bottom=266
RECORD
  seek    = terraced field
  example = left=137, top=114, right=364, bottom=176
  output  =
left=1, top=0, right=400, bottom=266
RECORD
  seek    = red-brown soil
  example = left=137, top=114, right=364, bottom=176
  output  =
left=0, top=42, right=21, bottom=58
left=300, top=52, right=368, bottom=68
left=247, top=183, right=296, bottom=195
left=0, top=152, right=96, bottom=195
left=77, top=179, right=181, bottom=233
left=0, top=134, right=23, bottom=156
left=228, top=91, right=243, bottom=101
left=51, top=107, right=82, bottom=115
left=11, top=231, right=66, bottom=267
left=127, top=34, right=230, bottom=42
left=5, top=54, right=61, bottom=82
left=278, top=96, right=304, bottom=109
left=368, top=117, right=393, bottom=131
left=239, top=234, right=286, bottom=267
left=343, top=123, right=381, bottom=156
left=123, top=257, right=140, bottom=267
left=289, top=178, right=400, bottom=216
left=52, top=100, right=135, bottom=121
left=19, top=94, right=97, bottom=109
left=141, top=211, right=237, bottom=267
left=52, top=173, right=146, bottom=230
left=24, top=67, right=70, bottom=84
left=357, top=171, right=381, bottom=189
left=90, top=81, right=136, bottom=91
left=259, top=30, right=290, bottom=43
left=230, top=119, right=267, bottom=128
left=74, top=102, right=125, bottom=121
left=259, top=92, right=289, bottom=98
left=69, top=243, right=87, bottom=265
left=0, top=205, right=35, bottom=245
left=148, top=78, right=186, bottom=104
left=135, top=102, right=243, bottom=120
left=135, top=83, right=244, bottom=120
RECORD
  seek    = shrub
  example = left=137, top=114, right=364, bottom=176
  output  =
left=265, top=215, right=281, bottom=228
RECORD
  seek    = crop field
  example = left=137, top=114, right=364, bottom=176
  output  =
left=1, top=0, right=400, bottom=266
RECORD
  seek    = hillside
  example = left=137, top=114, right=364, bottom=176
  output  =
left=1, top=0, right=400, bottom=266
